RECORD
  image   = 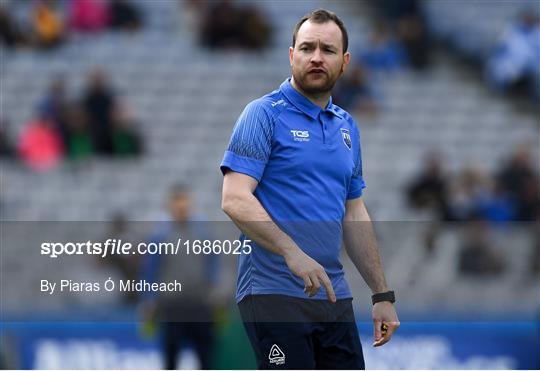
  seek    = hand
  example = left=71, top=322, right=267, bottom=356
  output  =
left=372, top=301, right=399, bottom=347
left=284, top=248, right=336, bottom=302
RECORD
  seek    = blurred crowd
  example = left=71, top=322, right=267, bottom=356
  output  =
left=0, top=0, right=278, bottom=172
left=1, top=0, right=275, bottom=51
left=334, top=0, right=431, bottom=118
left=188, top=0, right=272, bottom=51
left=1, top=0, right=145, bottom=171
left=1, top=68, right=143, bottom=172
left=334, top=0, right=540, bottom=116
left=407, top=145, right=539, bottom=223
left=1, top=0, right=142, bottom=50
left=407, top=145, right=540, bottom=278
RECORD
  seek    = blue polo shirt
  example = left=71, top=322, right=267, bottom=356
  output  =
left=221, top=78, right=366, bottom=302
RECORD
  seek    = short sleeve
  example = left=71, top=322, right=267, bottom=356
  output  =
left=347, top=124, right=366, bottom=199
left=220, top=100, right=273, bottom=182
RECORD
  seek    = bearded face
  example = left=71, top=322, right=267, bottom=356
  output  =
left=290, top=20, right=349, bottom=96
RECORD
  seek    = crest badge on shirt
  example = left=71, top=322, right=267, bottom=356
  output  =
left=340, top=128, right=352, bottom=150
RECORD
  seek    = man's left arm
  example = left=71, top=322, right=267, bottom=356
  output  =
left=343, top=197, right=400, bottom=347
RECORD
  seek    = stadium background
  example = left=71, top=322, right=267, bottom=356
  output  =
left=1, top=0, right=539, bottom=369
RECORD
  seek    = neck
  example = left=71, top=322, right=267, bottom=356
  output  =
left=290, top=77, right=330, bottom=110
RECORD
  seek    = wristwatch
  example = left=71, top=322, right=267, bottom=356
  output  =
left=371, top=290, right=396, bottom=305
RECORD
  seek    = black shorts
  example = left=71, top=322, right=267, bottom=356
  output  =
left=238, top=294, right=365, bottom=370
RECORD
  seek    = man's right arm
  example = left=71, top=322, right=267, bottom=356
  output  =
left=221, top=170, right=336, bottom=301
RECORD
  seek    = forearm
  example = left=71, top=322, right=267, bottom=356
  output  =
left=223, top=193, right=300, bottom=259
left=222, top=176, right=337, bottom=301
left=343, top=206, right=388, bottom=294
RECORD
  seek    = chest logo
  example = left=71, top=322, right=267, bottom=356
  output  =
left=340, top=128, right=352, bottom=150
left=290, top=130, right=310, bottom=142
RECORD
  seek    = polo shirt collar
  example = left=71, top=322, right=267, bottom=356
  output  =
left=280, top=78, right=342, bottom=120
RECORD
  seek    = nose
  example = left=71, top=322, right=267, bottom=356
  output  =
left=310, top=47, right=323, bottom=64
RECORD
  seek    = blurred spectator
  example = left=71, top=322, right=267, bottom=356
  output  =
left=111, top=100, right=143, bottom=156
left=449, top=167, right=516, bottom=223
left=476, top=181, right=515, bottom=223
left=82, top=68, right=115, bottom=155
left=100, top=213, right=141, bottom=303
left=32, top=0, right=65, bottom=49
left=520, top=180, right=540, bottom=221
left=496, top=145, right=540, bottom=220
left=64, top=103, right=93, bottom=160
left=396, top=13, right=431, bottom=70
left=487, top=9, right=540, bottom=98
left=458, top=219, right=506, bottom=276
left=0, top=121, right=14, bottom=157
left=448, top=166, right=488, bottom=221
left=69, top=0, right=109, bottom=33
left=0, top=4, right=27, bottom=47
left=40, top=77, right=70, bottom=145
left=140, top=184, right=218, bottom=369
left=407, top=151, right=450, bottom=254
left=18, top=111, right=64, bottom=172
left=201, top=0, right=239, bottom=49
left=333, top=63, right=379, bottom=118
left=238, top=5, right=271, bottom=50
left=407, top=151, right=449, bottom=219
left=370, top=0, right=420, bottom=23
left=446, top=165, right=491, bottom=222
left=201, top=0, right=270, bottom=51
left=359, top=21, right=406, bottom=72
left=369, top=0, right=431, bottom=70
left=109, top=0, right=142, bottom=32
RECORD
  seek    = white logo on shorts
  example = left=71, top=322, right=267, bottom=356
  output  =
left=269, top=344, right=285, bottom=365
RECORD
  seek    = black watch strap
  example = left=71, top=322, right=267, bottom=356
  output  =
left=372, top=290, right=395, bottom=305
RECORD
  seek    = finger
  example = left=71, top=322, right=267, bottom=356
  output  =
left=308, top=273, right=321, bottom=297
left=373, top=322, right=399, bottom=347
left=302, top=275, right=313, bottom=295
left=384, top=321, right=399, bottom=339
left=373, top=319, right=382, bottom=344
left=319, top=272, right=336, bottom=303
left=385, top=322, right=399, bottom=339
left=373, top=335, right=390, bottom=347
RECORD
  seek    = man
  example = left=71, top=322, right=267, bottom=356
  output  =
left=220, top=9, right=399, bottom=369
left=140, top=184, right=218, bottom=369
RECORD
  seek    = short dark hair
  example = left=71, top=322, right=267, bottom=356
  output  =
left=292, top=9, right=348, bottom=53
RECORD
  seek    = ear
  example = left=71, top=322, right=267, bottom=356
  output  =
left=340, top=52, right=351, bottom=75
left=289, top=46, right=294, bottom=66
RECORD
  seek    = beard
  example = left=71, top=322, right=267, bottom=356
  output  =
left=292, top=66, right=341, bottom=95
